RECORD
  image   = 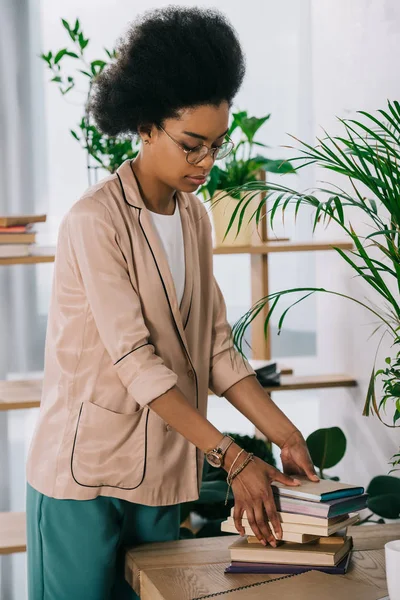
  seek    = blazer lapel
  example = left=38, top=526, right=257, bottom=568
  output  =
left=116, top=160, right=194, bottom=359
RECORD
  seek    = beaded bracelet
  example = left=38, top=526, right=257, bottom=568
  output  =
left=224, top=452, right=254, bottom=505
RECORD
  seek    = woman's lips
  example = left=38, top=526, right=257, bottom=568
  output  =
left=186, top=175, right=207, bottom=184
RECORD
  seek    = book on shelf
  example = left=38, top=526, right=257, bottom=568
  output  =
left=254, top=362, right=281, bottom=386
left=224, top=549, right=351, bottom=574
left=228, top=510, right=360, bottom=537
left=228, top=535, right=352, bottom=566
left=0, top=224, right=34, bottom=233
left=0, top=214, right=46, bottom=227
left=271, top=475, right=364, bottom=502
left=0, top=244, right=31, bottom=258
left=0, top=233, right=36, bottom=244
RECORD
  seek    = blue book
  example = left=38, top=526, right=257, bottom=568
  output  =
left=225, top=550, right=351, bottom=575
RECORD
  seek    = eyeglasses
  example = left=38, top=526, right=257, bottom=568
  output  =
left=158, top=125, right=234, bottom=165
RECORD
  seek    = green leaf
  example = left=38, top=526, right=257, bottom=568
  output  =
left=65, top=51, right=79, bottom=59
left=367, top=494, right=400, bottom=519
left=61, top=18, right=71, bottom=32
left=73, top=18, right=80, bottom=34
left=306, top=427, right=347, bottom=470
left=50, top=76, right=62, bottom=83
left=54, top=48, right=68, bottom=64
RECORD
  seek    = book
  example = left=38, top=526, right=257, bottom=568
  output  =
left=228, top=535, right=352, bottom=566
left=271, top=492, right=368, bottom=518
left=224, top=549, right=351, bottom=574
left=230, top=506, right=350, bottom=526
left=0, top=225, right=33, bottom=233
left=0, top=244, right=31, bottom=258
left=221, top=519, right=320, bottom=544
left=271, top=475, right=364, bottom=502
left=0, top=214, right=46, bottom=227
left=209, top=569, right=383, bottom=599
left=228, top=511, right=359, bottom=536
left=0, top=233, right=36, bottom=244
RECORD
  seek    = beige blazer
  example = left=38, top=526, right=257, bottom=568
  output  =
left=26, top=159, right=255, bottom=506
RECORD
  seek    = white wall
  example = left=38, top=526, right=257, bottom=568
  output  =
left=309, top=0, right=400, bottom=483
left=38, top=0, right=318, bottom=340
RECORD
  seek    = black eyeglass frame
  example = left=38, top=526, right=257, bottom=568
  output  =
left=158, top=125, right=235, bottom=165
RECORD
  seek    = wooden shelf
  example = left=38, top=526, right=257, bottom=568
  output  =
left=209, top=373, right=356, bottom=395
left=0, top=247, right=55, bottom=265
left=0, top=363, right=294, bottom=412
left=0, top=379, right=42, bottom=411
left=0, top=371, right=356, bottom=409
left=261, top=373, right=357, bottom=393
left=213, top=240, right=353, bottom=255
left=0, top=512, right=26, bottom=554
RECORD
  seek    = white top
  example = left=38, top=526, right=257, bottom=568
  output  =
left=148, top=197, right=185, bottom=307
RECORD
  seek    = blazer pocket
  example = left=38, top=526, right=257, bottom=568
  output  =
left=71, top=401, right=148, bottom=490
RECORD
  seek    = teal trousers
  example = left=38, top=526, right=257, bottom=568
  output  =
left=26, top=483, right=181, bottom=600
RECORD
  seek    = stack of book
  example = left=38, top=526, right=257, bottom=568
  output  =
left=222, top=477, right=368, bottom=575
left=254, top=361, right=281, bottom=387
left=0, top=214, right=47, bottom=258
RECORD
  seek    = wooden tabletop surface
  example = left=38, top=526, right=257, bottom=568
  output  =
left=125, top=524, right=400, bottom=599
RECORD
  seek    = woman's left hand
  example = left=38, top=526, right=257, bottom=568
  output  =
left=280, top=430, right=320, bottom=482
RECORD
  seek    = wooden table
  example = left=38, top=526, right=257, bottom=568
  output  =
left=125, top=524, right=400, bottom=599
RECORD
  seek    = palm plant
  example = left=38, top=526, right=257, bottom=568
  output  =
left=214, top=100, right=400, bottom=470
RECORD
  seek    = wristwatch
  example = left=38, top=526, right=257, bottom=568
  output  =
left=205, top=435, right=235, bottom=468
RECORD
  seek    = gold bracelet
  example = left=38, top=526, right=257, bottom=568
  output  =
left=227, top=448, right=245, bottom=480
left=224, top=452, right=254, bottom=505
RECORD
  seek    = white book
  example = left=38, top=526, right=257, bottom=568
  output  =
left=221, top=520, right=320, bottom=544
left=225, top=513, right=359, bottom=537
left=271, top=475, right=364, bottom=503
left=0, top=244, right=31, bottom=258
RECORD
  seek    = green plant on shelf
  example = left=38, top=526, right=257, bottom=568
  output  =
left=197, top=110, right=294, bottom=209
left=217, top=100, right=400, bottom=469
left=40, top=17, right=139, bottom=181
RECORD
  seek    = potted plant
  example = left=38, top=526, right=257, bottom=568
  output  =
left=40, top=17, right=139, bottom=183
left=218, top=100, right=400, bottom=470
left=198, top=111, right=294, bottom=247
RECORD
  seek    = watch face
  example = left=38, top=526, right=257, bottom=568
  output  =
left=206, top=452, right=222, bottom=467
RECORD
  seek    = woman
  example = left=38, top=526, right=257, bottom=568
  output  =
left=26, top=6, right=319, bottom=599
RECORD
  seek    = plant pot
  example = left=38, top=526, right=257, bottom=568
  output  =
left=210, top=189, right=258, bottom=247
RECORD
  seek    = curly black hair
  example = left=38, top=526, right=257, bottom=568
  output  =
left=88, top=5, right=246, bottom=137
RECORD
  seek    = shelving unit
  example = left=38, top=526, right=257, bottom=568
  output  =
left=0, top=253, right=55, bottom=561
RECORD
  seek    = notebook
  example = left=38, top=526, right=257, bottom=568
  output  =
left=271, top=476, right=364, bottom=502
left=192, top=569, right=384, bottom=599
left=224, top=549, right=351, bottom=574
left=228, top=535, right=352, bottom=566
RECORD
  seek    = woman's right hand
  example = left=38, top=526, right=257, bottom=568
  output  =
left=229, top=454, right=301, bottom=547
